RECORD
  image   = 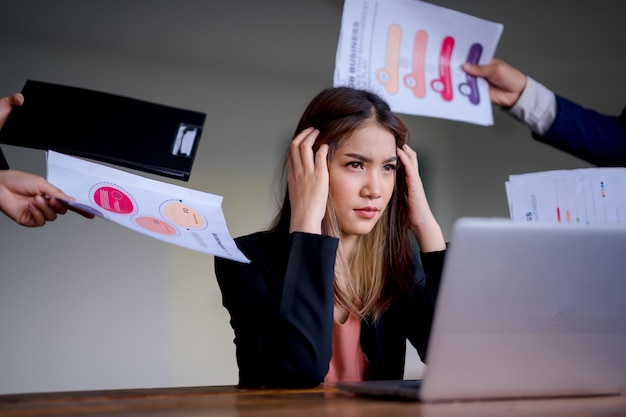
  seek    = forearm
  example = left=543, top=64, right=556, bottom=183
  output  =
left=215, top=232, right=338, bottom=387
left=274, top=233, right=337, bottom=385
left=407, top=249, right=446, bottom=360
left=410, top=178, right=446, bottom=252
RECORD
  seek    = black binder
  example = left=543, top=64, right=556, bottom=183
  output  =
left=0, top=80, right=206, bottom=181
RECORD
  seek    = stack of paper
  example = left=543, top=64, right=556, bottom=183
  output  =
left=505, top=168, right=626, bottom=225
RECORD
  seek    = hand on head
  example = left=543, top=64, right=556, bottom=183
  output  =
left=396, top=144, right=446, bottom=252
left=462, top=58, right=528, bottom=107
left=287, top=127, right=329, bottom=234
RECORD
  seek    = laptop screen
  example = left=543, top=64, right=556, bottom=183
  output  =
left=420, top=218, right=626, bottom=401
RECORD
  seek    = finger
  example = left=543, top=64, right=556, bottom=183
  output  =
left=48, top=197, right=70, bottom=215
left=399, top=143, right=417, bottom=158
left=397, top=144, right=417, bottom=168
left=8, top=93, right=25, bottom=106
left=289, top=127, right=314, bottom=167
left=0, top=93, right=24, bottom=107
left=69, top=205, right=96, bottom=219
left=0, top=93, right=24, bottom=128
left=37, top=180, right=71, bottom=202
left=298, top=128, right=319, bottom=171
left=26, top=203, right=46, bottom=227
left=315, top=143, right=329, bottom=173
left=461, top=62, right=480, bottom=76
left=461, top=59, right=497, bottom=77
left=33, top=194, right=59, bottom=221
left=289, top=127, right=316, bottom=153
left=289, top=127, right=318, bottom=173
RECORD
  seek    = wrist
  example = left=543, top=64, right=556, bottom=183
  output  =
left=504, top=77, right=557, bottom=135
left=289, top=217, right=322, bottom=235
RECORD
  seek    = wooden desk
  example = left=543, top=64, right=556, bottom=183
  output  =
left=1, top=384, right=626, bottom=417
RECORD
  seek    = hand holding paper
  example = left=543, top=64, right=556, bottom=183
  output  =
left=334, top=0, right=503, bottom=125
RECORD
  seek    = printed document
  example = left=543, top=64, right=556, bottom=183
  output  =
left=334, top=0, right=503, bottom=125
left=506, top=168, right=626, bottom=225
left=47, top=151, right=249, bottom=263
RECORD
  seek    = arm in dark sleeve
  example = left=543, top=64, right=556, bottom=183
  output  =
left=359, top=247, right=447, bottom=380
left=406, top=248, right=446, bottom=361
left=532, top=97, right=626, bottom=167
left=214, top=231, right=339, bottom=388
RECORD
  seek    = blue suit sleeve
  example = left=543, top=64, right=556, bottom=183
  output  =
left=532, top=96, right=626, bottom=166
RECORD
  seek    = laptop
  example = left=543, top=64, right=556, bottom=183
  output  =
left=338, top=217, right=626, bottom=402
left=0, top=80, right=206, bottom=181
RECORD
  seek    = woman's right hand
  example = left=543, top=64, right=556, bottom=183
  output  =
left=287, top=127, right=329, bottom=234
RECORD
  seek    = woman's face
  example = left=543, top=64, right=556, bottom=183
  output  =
left=328, top=121, right=397, bottom=241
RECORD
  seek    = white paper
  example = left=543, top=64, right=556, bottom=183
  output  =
left=46, top=151, right=250, bottom=263
left=506, top=168, right=626, bottom=225
left=334, top=0, right=503, bottom=126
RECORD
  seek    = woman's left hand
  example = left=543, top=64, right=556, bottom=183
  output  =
left=397, top=144, right=446, bottom=252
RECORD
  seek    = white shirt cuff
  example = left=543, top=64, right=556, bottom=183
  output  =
left=504, top=77, right=557, bottom=135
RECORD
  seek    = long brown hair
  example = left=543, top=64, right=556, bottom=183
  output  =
left=271, top=87, right=416, bottom=319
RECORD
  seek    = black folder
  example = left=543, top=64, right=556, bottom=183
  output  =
left=0, top=80, right=206, bottom=181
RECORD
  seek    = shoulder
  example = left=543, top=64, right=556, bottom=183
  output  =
left=235, top=229, right=283, bottom=249
left=228, top=230, right=339, bottom=270
left=236, top=230, right=338, bottom=252
left=231, top=229, right=287, bottom=265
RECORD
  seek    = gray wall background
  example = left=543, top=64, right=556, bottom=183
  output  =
left=0, top=0, right=623, bottom=394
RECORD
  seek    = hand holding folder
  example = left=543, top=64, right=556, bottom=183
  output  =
left=0, top=80, right=206, bottom=181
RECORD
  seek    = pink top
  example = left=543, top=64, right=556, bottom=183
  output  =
left=324, top=313, right=368, bottom=382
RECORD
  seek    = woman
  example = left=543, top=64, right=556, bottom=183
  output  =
left=214, top=86, right=447, bottom=388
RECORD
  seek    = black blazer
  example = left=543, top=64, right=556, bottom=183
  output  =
left=214, top=229, right=445, bottom=388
